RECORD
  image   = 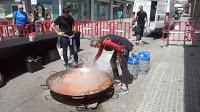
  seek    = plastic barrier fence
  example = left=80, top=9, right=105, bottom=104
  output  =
left=0, top=20, right=132, bottom=41
left=162, top=20, right=200, bottom=46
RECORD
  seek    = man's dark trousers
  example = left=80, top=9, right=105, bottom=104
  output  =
left=110, top=50, right=132, bottom=84
left=60, top=36, right=78, bottom=66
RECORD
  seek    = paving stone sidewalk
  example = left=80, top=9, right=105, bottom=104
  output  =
left=136, top=44, right=200, bottom=112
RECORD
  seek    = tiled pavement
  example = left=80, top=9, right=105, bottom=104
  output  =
left=136, top=45, right=200, bottom=112
left=135, top=17, right=200, bottom=112
left=79, top=36, right=200, bottom=112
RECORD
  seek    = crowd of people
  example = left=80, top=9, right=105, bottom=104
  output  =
left=13, top=3, right=52, bottom=23
left=12, top=3, right=53, bottom=36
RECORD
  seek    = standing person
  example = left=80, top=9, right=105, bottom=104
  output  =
left=45, top=8, right=52, bottom=20
left=36, top=3, right=45, bottom=21
left=28, top=8, right=37, bottom=23
left=28, top=8, right=37, bottom=33
left=90, top=34, right=134, bottom=94
left=51, top=7, right=79, bottom=70
left=135, top=5, right=147, bottom=44
left=13, top=4, right=28, bottom=37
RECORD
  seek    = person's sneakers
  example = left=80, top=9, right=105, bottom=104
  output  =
left=133, top=74, right=138, bottom=79
left=115, top=86, right=129, bottom=94
left=113, top=80, right=122, bottom=86
left=136, top=41, right=139, bottom=45
left=64, top=65, right=71, bottom=70
left=71, top=61, right=79, bottom=67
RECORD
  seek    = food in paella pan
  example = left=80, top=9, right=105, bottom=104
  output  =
left=50, top=70, right=112, bottom=96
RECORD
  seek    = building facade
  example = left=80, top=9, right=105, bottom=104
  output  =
left=113, top=0, right=133, bottom=20
left=0, top=0, right=20, bottom=19
left=0, top=0, right=134, bottom=20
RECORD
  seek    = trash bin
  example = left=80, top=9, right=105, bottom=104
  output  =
left=26, top=56, right=42, bottom=73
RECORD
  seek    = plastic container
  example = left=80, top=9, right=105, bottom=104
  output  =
left=133, top=54, right=139, bottom=60
left=138, top=51, right=150, bottom=73
left=128, top=56, right=139, bottom=77
left=26, top=56, right=42, bottom=73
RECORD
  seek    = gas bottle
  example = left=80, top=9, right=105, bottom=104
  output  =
left=138, top=51, right=150, bottom=74
left=128, top=54, right=139, bottom=78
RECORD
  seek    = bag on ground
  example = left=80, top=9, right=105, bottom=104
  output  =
left=56, top=37, right=64, bottom=61
left=143, top=27, right=151, bottom=37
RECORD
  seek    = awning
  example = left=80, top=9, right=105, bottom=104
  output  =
left=5, top=14, right=13, bottom=19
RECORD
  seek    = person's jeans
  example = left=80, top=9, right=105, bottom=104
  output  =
left=60, top=36, right=78, bottom=66
left=110, top=50, right=132, bottom=84
left=17, top=25, right=26, bottom=37
left=74, top=31, right=81, bottom=50
left=136, top=24, right=145, bottom=41
left=28, top=23, right=35, bottom=33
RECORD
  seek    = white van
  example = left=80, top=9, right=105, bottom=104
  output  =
left=133, top=0, right=174, bottom=33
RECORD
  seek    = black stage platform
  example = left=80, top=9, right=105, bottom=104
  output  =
left=0, top=32, right=59, bottom=86
left=0, top=33, right=58, bottom=59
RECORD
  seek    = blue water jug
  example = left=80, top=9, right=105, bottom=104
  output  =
left=140, top=51, right=150, bottom=60
left=138, top=51, right=150, bottom=73
left=128, top=56, right=139, bottom=77
left=133, top=54, right=139, bottom=60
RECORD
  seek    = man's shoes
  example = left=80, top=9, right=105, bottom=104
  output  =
left=113, top=80, right=122, bottom=86
left=72, top=61, right=79, bottom=67
left=64, top=65, right=71, bottom=70
left=136, top=41, right=139, bottom=45
left=115, top=86, right=129, bottom=94
left=133, top=74, right=138, bottom=79
left=136, top=40, right=142, bottom=45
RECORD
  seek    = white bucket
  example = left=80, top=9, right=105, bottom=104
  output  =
left=29, top=32, right=37, bottom=41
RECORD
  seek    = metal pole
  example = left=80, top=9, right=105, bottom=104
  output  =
left=58, top=0, right=62, bottom=16
left=192, top=0, right=197, bottom=19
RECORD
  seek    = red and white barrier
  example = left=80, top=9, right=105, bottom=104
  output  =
left=75, top=20, right=131, bottom=39
left=0, top=19, right=132, bottom=41
left=162, top=20, right=200, bottom=46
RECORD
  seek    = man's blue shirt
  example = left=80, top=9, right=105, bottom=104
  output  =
left=13, top=11, right=27, bottom=26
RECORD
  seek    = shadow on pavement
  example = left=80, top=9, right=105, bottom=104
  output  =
left=184, top=46, right=200, bottom=112
left=78, top=49, right=84, bottom=52
left=0, top=49, right=59, bottom=87
left=149, top=32, right=163, bottom=40
left=0, top=57, right=27, bottom=87
left=141, top=41, right=150, bottom=45
left=49, top=86, right=114, bottom=110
